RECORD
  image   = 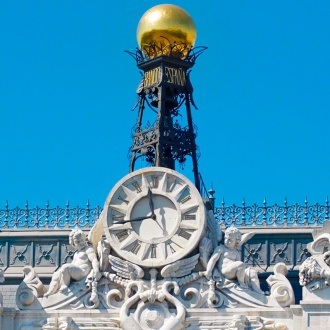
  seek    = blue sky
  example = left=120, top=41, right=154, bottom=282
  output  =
left=0, top=1, right=329, bottom=208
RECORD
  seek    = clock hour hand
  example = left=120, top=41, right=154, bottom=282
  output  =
left=113, top=215, right=153, bottom=224
left=148, top=187, right=156, bottom=220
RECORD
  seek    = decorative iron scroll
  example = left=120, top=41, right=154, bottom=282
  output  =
left=125, top=45, right=207, bottom=65
left=0, top=201, right=102, bottom=229
left=0, top=198, right=328, bottom=229
left=129, top=120, right=200, bottom=168
left=214, top=198, right=329, bottom=227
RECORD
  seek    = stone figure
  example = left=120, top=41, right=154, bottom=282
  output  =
left=299, top=232, right=330, bottom=290
left=44, top=229, right=101, bottom=297
left=204, top=227, right=263, bottom=294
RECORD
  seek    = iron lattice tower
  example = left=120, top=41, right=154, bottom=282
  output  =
left=127, top=47, right=206, bottom=192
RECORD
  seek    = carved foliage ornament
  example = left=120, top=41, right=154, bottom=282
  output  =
left=299, top=223, right=330, bottom=291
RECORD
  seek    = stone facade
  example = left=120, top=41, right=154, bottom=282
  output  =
left=0, top=229, right=315, bottom=329
left=0, top=205, right=327, bottom=329
left=0, top=231, right=308, bottom=327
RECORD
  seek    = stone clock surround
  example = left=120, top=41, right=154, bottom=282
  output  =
left=101, top=167, right=207, bottom=268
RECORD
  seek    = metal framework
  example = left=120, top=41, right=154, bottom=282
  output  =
left=126, top=46, right=207, bottom=192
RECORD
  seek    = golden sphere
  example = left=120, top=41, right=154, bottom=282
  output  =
left=136, top=4, right=197, bottom=59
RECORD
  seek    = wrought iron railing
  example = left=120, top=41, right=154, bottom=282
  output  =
left=0, top=198, right=328, bottom=229
left=215, top=198, right=329, bottom=227
left=0, top=201, right=102, bottom=229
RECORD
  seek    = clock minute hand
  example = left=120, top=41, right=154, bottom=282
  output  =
left=148, top=187, right=156, bottom=220
left=113, top=215, right=153, bottom=224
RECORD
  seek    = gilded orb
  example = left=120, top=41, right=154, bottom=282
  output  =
left=136, top=4, right=197, bottom=59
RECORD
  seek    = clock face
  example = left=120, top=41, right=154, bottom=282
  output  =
left=102, top=167, right=206, bottom=267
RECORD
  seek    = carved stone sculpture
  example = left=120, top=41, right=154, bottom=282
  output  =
left=267, top=263, right=295, bottom=306
left=16, top=205, right=294, bottom=330
left=16, top=230, right=103, bottom=310
left=44, top=229, right=101, bottom=298
left=204, top=227, right=263, bottom=294
left=299, top=222, right=330, bottom=293
left=16, top=266, right=46, bottom=310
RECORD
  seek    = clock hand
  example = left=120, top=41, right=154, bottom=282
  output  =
left=153, top=217, right=166, bottom=232
left=113, top=215, right=154, bottom=224
left=148, top=187, right=156, bottom=220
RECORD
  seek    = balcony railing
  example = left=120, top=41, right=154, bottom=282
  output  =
left=0, top=198, right=328, bottom=229
left=214, top=198, right=329, bottom=227
left=0, top=201, right=102, bottom=229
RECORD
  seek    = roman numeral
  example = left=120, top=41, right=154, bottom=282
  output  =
left=169, top=244, right=176, bottom=253
left=168, top=179, right=177, bottom=192
left=150, top=244, right=157, bottom=258
left=130, top=241, right=141, bottom=255
left=118, top=196, right=129, bottom=204
left=180, top=195, right=191, bottom=204
left=151, top=176, right=159, bottom=189
left=115, top=230, right=129, bottom=242
left=132, top=181, right=142, bottom=193
left=112, top=214, right=125, bottom=221
left=178, top=229, right=191, bottom=240
left=183, top=214, right=196, bottom=220
left=166, top=241, right=181, bottom=256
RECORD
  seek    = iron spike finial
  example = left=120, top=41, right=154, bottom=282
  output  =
left=208, top=184, right=215, bottom=197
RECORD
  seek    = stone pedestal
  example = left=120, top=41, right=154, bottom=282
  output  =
left=299, top=287, right=330, bottom=330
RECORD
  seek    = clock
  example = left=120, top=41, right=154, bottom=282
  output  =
left=102, top=167, right=206, bottom=267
